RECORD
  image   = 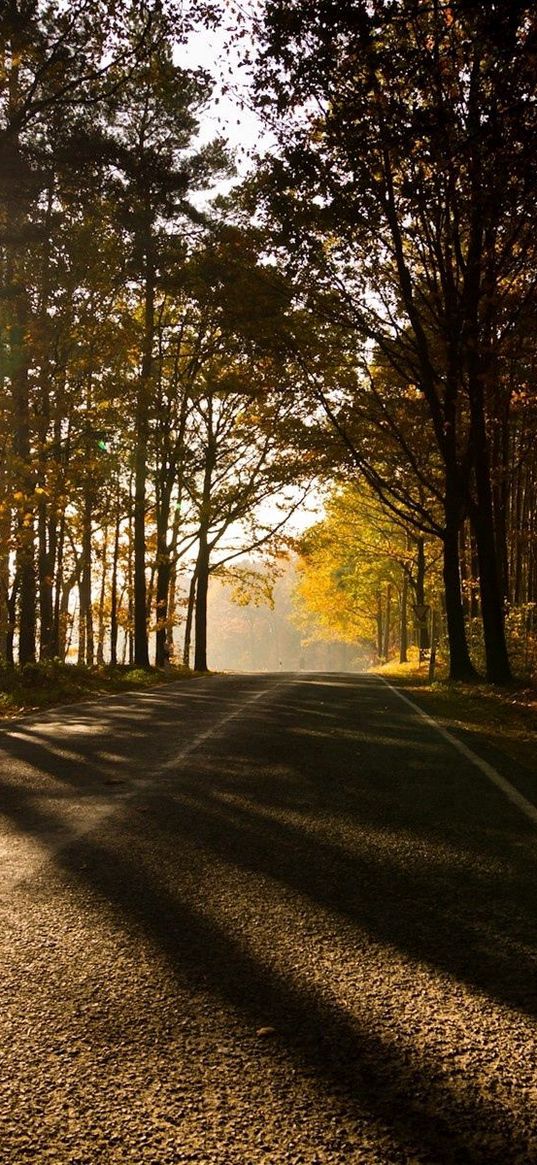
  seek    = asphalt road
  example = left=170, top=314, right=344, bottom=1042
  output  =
left=1, top=672, right=536, bottom=1165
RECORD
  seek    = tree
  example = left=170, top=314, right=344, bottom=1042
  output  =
left=294, top=482, right=437, bottom=665
left=0, top=1, right=230, bottom=666
left=180, top=377, right=304, bottom=671
left=255, top=0, right=537, bottom=682
left=94, top=13, right=229, bottom=666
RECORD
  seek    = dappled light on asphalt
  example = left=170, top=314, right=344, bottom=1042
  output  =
left=1, top=674, right=536, bottom=1164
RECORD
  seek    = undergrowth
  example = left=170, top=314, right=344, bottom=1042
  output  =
left=0, top=660, right=193, bottom=718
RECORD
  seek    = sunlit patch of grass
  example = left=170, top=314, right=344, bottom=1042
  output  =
left=371, top=645, right=448, bottom=683
left=0, top=660, right=195, bottom=719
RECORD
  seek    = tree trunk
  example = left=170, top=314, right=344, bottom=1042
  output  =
left=469, top=530, right=480, bottom=619
left=155, top=558, right=171, bottom=667
left=376, top=588, right=383, bottom=662
left=58, top=571, right=77, bottom=662
left=133, top=410, right=149, bottom=665
left=469, top=388, right=512, bottom=683
left=37, top=181, right=55, bottom=660
left=194, top=531, right=210, bottom=673
left=11, top=298, right=36, bottom=664
left=38, top=494, right=56, bottom=659
left=80, top=482, right=94, bottom=666
left=0, top=460, right=10, bottom=658
left=96, top=526, right=108, bottom=666
left=192, top=415, right=216, bottom=674
left=133, top=217, right=154, bottom=668
left=382, top=583, right=392, bottom=662
left=52, top=511, right=66, bottom=659
left=471, top=503, right=512, bottom=683
left=399, top=569, right=408, bottom=664
left=182, top=569, right=197, bottom=668
left=492, top=410, right=510, bottom=603
left=414, top=536, right=430, bottom=658
left=511, top=455, right=524, bottom=607
left=165, top=502, right=182, bottom=663
left=6, top=571, right=19, bottom=666
left=154, top=472, right=174, bottom=668
left=77, top=585, right=85, bottom=666
left=128, top=476, right=134, bottom=665
left=110, top=498, right=121, bottom=667
left=459, top=522, right=470, bottom=618
left=464, top=115, right=511, bottom=684
left=6, top=51, right=36, bottom=664
left=442, top=511, right=477, bottom=681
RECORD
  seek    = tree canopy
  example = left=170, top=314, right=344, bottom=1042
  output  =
left=1, top=0, right=537, bottom=683
left=251, top=0, right=537, bottom=682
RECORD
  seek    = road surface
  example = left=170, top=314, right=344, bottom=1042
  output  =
left=1, top=673, right=536, bottom=1164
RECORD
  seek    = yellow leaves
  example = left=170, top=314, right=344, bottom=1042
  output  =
left=511, top=388, right=532, bottom=411
left=294, top=480, right=424, bottom=645
left=322, top=235, right=340, bottom=255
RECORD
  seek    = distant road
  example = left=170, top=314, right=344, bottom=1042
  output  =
left=1, top=673, right=536, bottom=1164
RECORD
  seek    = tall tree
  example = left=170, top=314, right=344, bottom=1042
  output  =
left=0, top=0, right=156, bottom=662
left=294, top=482, right=436, bottom=663
left=98, top=14, right=228, bottom=666
left=255, top=0, right=537, bottom=682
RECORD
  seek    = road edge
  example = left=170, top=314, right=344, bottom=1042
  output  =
left=0, top=673, right=207, bottom=734
left=378, top=675, right=537, bottom=828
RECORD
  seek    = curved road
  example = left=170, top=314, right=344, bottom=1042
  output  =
left=1, top=673, right=536, bottom=1164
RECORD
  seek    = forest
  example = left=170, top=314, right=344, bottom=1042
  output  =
left=1, top=0, right=537, bottom=688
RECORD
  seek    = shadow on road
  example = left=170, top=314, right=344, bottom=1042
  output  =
left=1, top=674, right=536, bottom=1163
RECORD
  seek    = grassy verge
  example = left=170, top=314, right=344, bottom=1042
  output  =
left=0, top=660, right=196, bottom=720
left=372, top=651, right=537, bottom=774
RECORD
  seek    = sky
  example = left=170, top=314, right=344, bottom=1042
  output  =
left=173, top=17, right=268, bottom=183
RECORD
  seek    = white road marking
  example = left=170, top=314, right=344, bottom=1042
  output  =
left=0, top=681, right=285, bottom=893
left=379, top=676, right=537, bottom=827
left=159, top=683, right=282, bottom=773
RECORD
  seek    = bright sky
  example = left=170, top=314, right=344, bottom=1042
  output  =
left=173, top=19, right=267, bottom=181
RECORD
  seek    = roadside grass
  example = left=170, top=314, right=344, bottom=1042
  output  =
left=372, top=649, right=537, bottom=774
left=0, top=660, right=195, bottom=719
